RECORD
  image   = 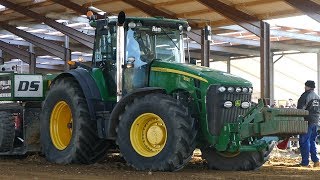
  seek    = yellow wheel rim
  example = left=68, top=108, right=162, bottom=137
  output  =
left=130, top=113, right=167, bottom=157
left=50, top=101, right=73, bottom=150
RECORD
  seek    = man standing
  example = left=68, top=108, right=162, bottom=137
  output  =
left=297, top=80, right=320, bottom=167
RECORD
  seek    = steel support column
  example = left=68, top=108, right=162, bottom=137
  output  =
left=29, top=43, right=36, bottom=74
left=65, top=36, right=70, bottom=49
left=29, top=43, right=34, bottom=54
left=29, top=53, right=36, bottom=74
left=260, top=21, right=271, bottom=103
left=227, top=58, right=231, bottom=73
left=0, top=0, right=94, bottom=49
left=65, top=49, right=71, bottom=71
left=0, top=50, right=3, bottom=65
left=317, top=53, right=320, bottom=95
left=201, top=26, right=210, bottom=67
left=270, top=52, right=275, bottom=104
left=64, top=36, right=71, bottom=70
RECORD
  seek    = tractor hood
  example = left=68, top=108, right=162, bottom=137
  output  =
left=151, top=61, right=252, bottom=87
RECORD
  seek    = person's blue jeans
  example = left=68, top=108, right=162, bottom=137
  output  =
left=299, top=123, right=319, bottom=165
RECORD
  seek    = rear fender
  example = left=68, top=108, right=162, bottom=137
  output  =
left=51, top=68, right=103, bottom=121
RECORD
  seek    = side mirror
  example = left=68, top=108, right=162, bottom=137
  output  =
left=118, top=11, right=126, bottom=25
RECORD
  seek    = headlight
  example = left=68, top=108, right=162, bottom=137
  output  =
left=227, top=87, right=234, bottom=93
left=242, top=87, right=248, bottom=93
left=241, top=102, right=251, bottom=109
left=218, top=86, right=226, bottom=92
left=235, top=87, right=241, bottom=93
left=249, top=88, right=253, bottom=93
left=224, top=101, right=233, bottom=108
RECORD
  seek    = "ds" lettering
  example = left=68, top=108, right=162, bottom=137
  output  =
left=18, top=81, right=40, bottom=91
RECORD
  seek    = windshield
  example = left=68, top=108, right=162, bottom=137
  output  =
left=126, top=25, right=183, bottom=64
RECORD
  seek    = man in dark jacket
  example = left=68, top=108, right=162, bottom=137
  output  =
left=297, top=80, right=320, bottom=167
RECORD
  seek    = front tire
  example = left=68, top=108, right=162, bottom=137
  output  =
left=202, top=143, right=275, bottom=171
left=116, top=93, right=197, bottom=171
left=40, top=77, right=109, bottom=164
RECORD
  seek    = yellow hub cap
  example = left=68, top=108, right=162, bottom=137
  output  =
left=130, top=113, right=167, bottom=157
left=50, top=101, right=73, bottom=150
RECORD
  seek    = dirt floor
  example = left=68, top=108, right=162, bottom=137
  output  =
left=0, top=147, right=320, bottom=180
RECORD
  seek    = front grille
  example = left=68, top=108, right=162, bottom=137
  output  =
left=206, top=85, right=251, bottom=135
left=220, top=93, right=251, bottom=123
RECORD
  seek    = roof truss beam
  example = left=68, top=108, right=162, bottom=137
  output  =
left=0, top=0, right=94, bottom=49
left=0, top=40, right=31, bottom=64
left=122, top=0, right=176, bottom=19
left=0, top=1, right=54, bottom=16
left=197, top=0, right=261, bottom=37
left=188, top=30, right=320, bottom=53
left=50, top=0, right=105, bottom=18
left=0, top=22, right=66, bottom=59
left=285, top=0, right=320, bottom=23
left=221, top=25, right=320, bottom=43
left=189, top=51, right=229, bottom=61
left=188, top=43, right=260, bottom=56
left=50, top=0, right=88, bottom=15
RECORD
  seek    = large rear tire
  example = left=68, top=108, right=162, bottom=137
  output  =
left=201, top=143, right=275, bottom=171
left=116, top=93, right=197, bottom=171
left=40, top=77, right=109, bottom=164
left=0, top=111, right=14, bottom=152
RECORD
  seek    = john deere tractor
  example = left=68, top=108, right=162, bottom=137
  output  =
left=0, top=12, right=308, bottom=171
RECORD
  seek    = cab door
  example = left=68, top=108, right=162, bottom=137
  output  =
left=93, top=25, right=117, bottom=98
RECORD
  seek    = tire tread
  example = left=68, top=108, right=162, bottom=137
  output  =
left=41, top=77, right=109, bottom=164
left=116, top=93, right=197, bottom=171
left=0, top=111, right=14, bottom=152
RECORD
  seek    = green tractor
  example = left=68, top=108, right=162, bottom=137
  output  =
left=0, top=12, right=308, bottom=171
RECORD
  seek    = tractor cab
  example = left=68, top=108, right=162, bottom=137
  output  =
left=91, top=15, right=190, bottom=98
